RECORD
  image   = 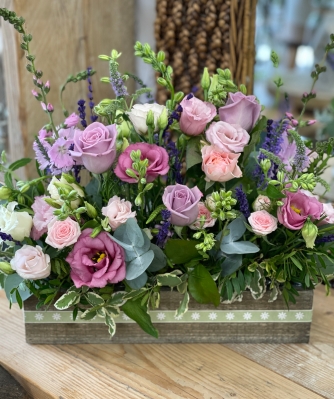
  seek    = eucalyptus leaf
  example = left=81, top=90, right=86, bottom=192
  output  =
left=222, top=217, right=246, bottom=244
left=147, top=243, right=167, bottom=272
left=126, top=272, right=148, bottom=289
left=221, top=241, right=259, bottom=255
left=4, top=274, right=31, bottom=303
left=114, top=218, right=144, bottom=248
left=221, top=254, right=243, bottom=277
left=126, top=250, right=154, bottom=280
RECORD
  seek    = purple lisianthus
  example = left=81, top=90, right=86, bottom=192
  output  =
left=162, top=184, right=203, bottom=226
left=66, top=229, right=126, bottom=288
left=70, top=122, right=117, bottom=174
left=219, top=92, right=261, bottom=132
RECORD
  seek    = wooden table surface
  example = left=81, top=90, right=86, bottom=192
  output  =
left=0, top=285, right=333, bottom=399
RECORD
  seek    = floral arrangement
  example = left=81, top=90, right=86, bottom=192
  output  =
left=0, top=8, right=334, bottom=338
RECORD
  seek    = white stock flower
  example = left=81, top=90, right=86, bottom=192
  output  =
left=0, top=201, right=33, bottom=241
left=128, top=103, right=166, bottom=135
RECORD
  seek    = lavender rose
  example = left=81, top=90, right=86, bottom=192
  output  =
left=219, top=92, right=261, bottom=132
left=162, top=184, right=203, bottom=226
left=66, top=229, right=126, bottom=288
left=179, top=96, right=217, bottom=136
left=115, top=143, right=169, bottom=183
left=205, top=121, right=250, bottom=153
left=277, top=190, right=323, bottom=230
left=70, top=122, right=117, bottom=174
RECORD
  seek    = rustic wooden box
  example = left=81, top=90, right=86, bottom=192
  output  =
left=24, top=288, right=313, bottom=344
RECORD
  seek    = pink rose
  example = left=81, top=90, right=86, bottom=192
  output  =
left=219, top=92, right=261, bottom=132
left=66, top=229, right=126, bottom=288
left=64, top=113, right=80, bottom=127
left=115, top=143, right=169, bottom=183
left=201, top=145, right=242, bottom=182
left=45, top=217, right=81, bottom=249
left=162, top=184, right=203, bottom=226
left=10, top=245, right=51, bottom=280
left=70, top=122, right=117, bottom=174
left=179, top=95, right=217, bottom=136
left=278, top=190, right=323, bottom=230
left=205, top=121, right=250, bottom=153
left=248, top=210, right=278, bottom=236
left=31, top=196, right=55, bottom=240
left=189, top=202, right=216, bottom=230
left=102, top=196, right=137, bottom=231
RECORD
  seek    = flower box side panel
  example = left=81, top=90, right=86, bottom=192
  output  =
left=24, top=289, right=313, bottom=345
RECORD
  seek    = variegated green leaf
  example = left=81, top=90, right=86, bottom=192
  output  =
left=86, top=292, right=105, bottom=306
left=80, top=309, right=97, bottom=320
left=105, top=306, right=120, bottom=316
left=54, top=291, right=79, bottom=310
left=123, top=288, right=148, bottom=301
left=156, top=273, right=183, bottom=287
left=105, top=313, right=116, bottom=337
left=107, top=291, right=127, bottom=307
left=175, top=290, right=189, bottom=318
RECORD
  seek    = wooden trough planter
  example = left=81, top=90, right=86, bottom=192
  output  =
left=24, top=288, right=313, bottom=344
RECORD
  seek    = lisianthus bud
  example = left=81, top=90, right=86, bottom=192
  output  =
left=174, top=91, right=184, bottom=103
left=239, top=84, right=247, bottom=95
left=0, top=261, right=14, bottom=275
left=157, top=107, right=168, bottom=130
left=201, top=67, right=210, bottom=90
left=252, top=195, right=271, bottom=211
left=260, top=159, right=271, bottom=174
left=302, top=220, right=318, bottom=249
left=84, top=201, right=98, bottom=218
left=146, top=110, right=155, bottom=128
left=0, top=186, right=12, bottom=200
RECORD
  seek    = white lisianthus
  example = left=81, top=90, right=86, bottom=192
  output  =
left=0, top=201, right=33, bottom=241
left=47, top=176, right=85, bottom=209
left=252, top=195, right=271, bottom=211
left=128, top=103, right=166, bottom=135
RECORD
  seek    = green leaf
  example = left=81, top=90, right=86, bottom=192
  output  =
left=164, top=239, right=200, bottom=264
left=241, top=116, right=267, bottom=167
left=175, top=290, right=189, bottom=317
left=86, top=292, right=105, bottom=306
left=9, top=158, right=31, bottom=171
left=188, top=264, right=220, bottom=306
left=205, top=180, right=215, bottom=191
left=290, top=256, right=303, bottom=271
left=266, top=184, right=285, bottom=200
left=54, top=291, right=79, bottom=310
left=80, top=309, right=98, bottom=320
left=126, top=249, right=154, bottom=280
left=156, top=273, right=183, bottom=287
left=186, top=137, right=202, bottom=169
left=122, top=297, right=159, bottom=338
left=81, top=219, right=100, bottom=231
left=4, top=172, right=13, bottom=189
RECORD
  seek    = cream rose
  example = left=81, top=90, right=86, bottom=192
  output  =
left=252, top=195, right=271, bottom=211
left=10, top=245, right=51, bottom=280
left=0, top=201, right=33, bottom=241
left=201, top=145, right=242, bottom=182
left=47, top=176, right=85, bottom=209
left=128, top=103, right=166, bottom=135
left=102, top=196, right=136, bottom=231
left=45, top=217, right=81, bottom=249
left=248, top=210, right=278, bottom=236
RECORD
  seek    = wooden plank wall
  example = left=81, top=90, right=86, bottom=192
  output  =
left=1, top=0, right=135, bottom=178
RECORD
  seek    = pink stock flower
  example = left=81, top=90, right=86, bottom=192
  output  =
left=48, top=137, right=75, bottom=170
left=218, top=92, right=261, bottom=132
left=46, top=103, right=54, bottom=112
left=277, top=190, right=323, bottom=230
left=64, top=113, right=80, bottom=127
left=307, top=120, right=317, bottom=126
left=201, top=145, right=242, bottom=182
left=66, top=229, right=126, bottom=288
left=102, top=196, right=136, bottom=231
left=205, top=121, right=250, bottom=153
left=70, top=122, right=117, bottom=174
left=10, top=245, right=51, bottom=280
left=189, top=202, right=216, bottom=230
left=45, top=81, right=50, bottom=89
left=31, top=90, right=38, bottom=98
left=31, top=196, right=55, bottom=240
left=162, top=184, right=203, bottom=226
left=45, top=217, right=81, bottom=249
left=41, top=102, right=47, bottom=111
left=115, top=143, right=169, bottom=183
left=179, top=96, right=216, bottom=136
left=248, top=210, right=278, bottom=236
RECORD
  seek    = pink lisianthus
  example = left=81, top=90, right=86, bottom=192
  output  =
left=179, top=95, right=217, bottom=136
left=115, top=143, right=169, bottom=183
left=218, top=92, right=261, bottom=132
left=205, top=121, right=250, bottom=153
left=66, top=229, right=126, bottom=288
left=64, top=113, right=80, bottom=127
left=201, top=145, right=242, bottom=182
left=45, top=217, right=81, bottom=249
left=277, top=190, right=323, bottom=230
left=70, top=122, right=117, bottom=174
left=31, top=196, right=55, bottom=240
left=248, top=210, right=278, bottom=236
left=102, top=196, right=136, bottom=231
left=162, top=184, right=203, bottom=226
left=189, top=202, right=216, bottom=230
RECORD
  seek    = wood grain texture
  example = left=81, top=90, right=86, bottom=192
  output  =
left=24, top=289, right=313, bottom=344
left=0, top=289, right=327, bottom=399
left=1, top=0, right=135, bottom=177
